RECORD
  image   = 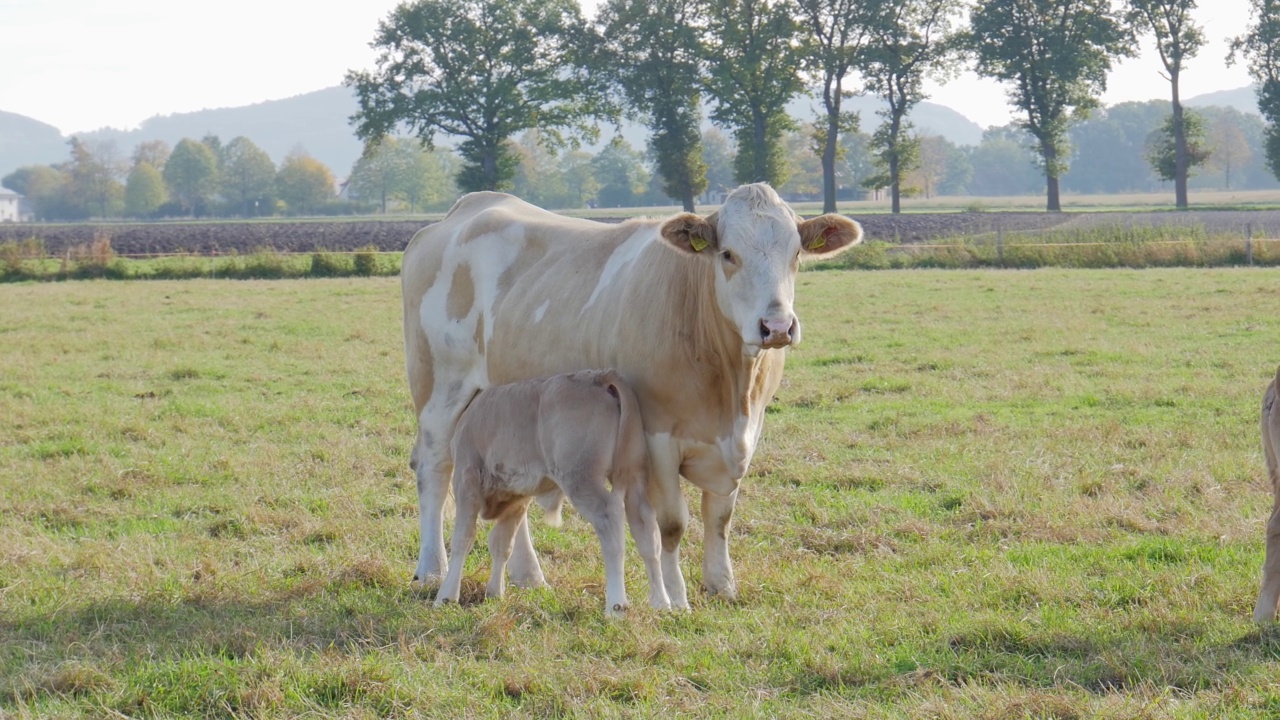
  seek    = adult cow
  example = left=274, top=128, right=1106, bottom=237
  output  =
left=402, top=183, right=862, bottom=607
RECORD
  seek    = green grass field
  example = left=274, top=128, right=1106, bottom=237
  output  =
left=3, top=269, right=1280, bottom=718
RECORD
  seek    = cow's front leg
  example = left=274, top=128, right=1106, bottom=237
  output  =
left=506, top=513, right=548, bottom=589
left=647, top=453, right=689, bottom=609
left=701, top=489, right=738, bottom=600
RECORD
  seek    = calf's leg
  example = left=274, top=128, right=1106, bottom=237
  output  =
left=1255, top=409, right=1280, bottom=622
left=435, top=470, right=481, bottom=607
left=624, top=478, right=670, bottom=610
left=646, top=443, right=690, bottom=609
left=486, top=512, right=524, bottom=600
left=565, top=475, right=630, bottom=617
left=506, top=514, right=548, bottom=589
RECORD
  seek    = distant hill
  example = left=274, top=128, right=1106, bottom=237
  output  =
left=20, top=82, right=1260, bottom=183
left=79, top=86, right=365, bottom=180
left=0, top=111, right=66, bottom=176
left=1185, top=85, right=1261, bottom=115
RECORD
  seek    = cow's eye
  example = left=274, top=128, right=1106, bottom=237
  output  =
left=721, top=250, right=735, bottom=263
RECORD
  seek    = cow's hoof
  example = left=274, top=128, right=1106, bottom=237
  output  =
left=508, top=574, right=547, bottom=590
left=605, top=602, right=630, bottom=619
left=705, top=584, right=738, bottom=602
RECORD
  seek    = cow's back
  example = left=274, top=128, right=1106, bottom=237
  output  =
left=402, top=193, right=616, bottom=418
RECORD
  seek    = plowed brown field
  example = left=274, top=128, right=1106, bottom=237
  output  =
left=2, top=209, right=1278, bottom=256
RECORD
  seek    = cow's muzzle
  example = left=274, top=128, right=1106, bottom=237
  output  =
left=759, top=316, right=798, bottom=348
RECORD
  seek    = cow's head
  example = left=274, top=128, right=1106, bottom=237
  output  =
left=660, top=183, right=862, bottom=356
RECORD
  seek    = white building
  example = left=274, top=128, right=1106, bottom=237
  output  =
left=0, top=188, right=32, bottom=222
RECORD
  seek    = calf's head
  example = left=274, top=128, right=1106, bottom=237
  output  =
left=660, top=183, right=862, bottom=355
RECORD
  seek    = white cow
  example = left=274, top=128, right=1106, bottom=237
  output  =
left=402, top=183, right=862, bottom=607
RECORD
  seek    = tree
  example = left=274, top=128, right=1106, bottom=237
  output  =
left=908, top=134, right=959, bottom=199
left=969, top=0, right=1130, bottom=211
left=859, top=0, right=963, bottom=213
left=124, top=162, right=167, bottom=218
left=1125, top=0, right=1204, bottom=209
left=1230, top=0, right=1280, bottom=180
left=1146, top=110, right=1211, bottom=183
left=798, top=0, right=869, bottom=212
left=558, top=150, right=599, bottom=208
left=1206, top=108, right=1253, bottom=190
left=131, top=140, right=171, bottom=171
left=163, top=139, right=219, bottom=215
left=598, top=0, right=707, bottom=211
left=2, top=165, right=79, bottom=221
left=777, top=124, right=825, bottom=198
left=1063, top=100, right=1168, bottom=193
left=403, top=146, right=459, bottom=212
left=346, top=0, right=615, bottom=193
left=349, top=136, right=418, bottom=213
left=511, top=130, right=572, bottom=208
left=700, top=0, right=805, bottom=187
left=67, top=137, right=126, bottom=218
left=965, top=128, right=1044, bottom=196
left=591, top=136, right=649, bottom=207
left=699, top=127, right=737, bottom=202
left=276, top=149, right=335, bottom=215
left=220, top=137, right=276, bottom=217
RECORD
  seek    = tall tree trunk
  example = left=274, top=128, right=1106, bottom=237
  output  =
left=889, top=111, right=903, bottom=215
left=1043, top=141, right=1061, bottom=212
left=680, top=186, right=695, bottom=213
left=1172, top=69, right=1189, bottom=210
left=822, top=83, right=840, bottom=214
left=753, top=111, right=769, bottom=183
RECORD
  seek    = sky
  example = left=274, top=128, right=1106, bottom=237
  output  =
left=0, top=0, right=1260, bottom=137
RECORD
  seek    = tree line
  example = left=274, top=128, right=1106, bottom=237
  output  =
left=5, top=93, right=1273, bottom=223
left=348, top=0, right=1280, bottom=213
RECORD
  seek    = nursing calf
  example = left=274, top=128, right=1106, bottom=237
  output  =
left=1255, top=365, right=1280, bottom=622
left=434, top=370, right=670, bottom=617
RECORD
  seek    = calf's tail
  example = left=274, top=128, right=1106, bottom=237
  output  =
left=604, top=371, right=648, bottom=489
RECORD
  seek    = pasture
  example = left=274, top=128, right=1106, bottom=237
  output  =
left=2, top=268, right=1279, bottom=718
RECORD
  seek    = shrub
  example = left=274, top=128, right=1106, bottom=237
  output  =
left=353, top=246, right=379, bottom=276
left=310, top=251, right=349, bottom=277
left=0, top=237, right=46, bottom=281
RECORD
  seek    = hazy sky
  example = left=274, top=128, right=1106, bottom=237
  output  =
left=0, top=0, right=1259, bottom=136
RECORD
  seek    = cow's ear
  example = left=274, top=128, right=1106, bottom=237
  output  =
left=660, top=212, right=719, bottom=254
left=797, top=214, right=863, bottom=257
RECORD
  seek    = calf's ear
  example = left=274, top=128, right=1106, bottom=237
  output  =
left=660, top=212, right=719, bottom=254
left=797, top=214, right=863, bottom=257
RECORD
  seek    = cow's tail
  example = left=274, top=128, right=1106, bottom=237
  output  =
left=604, top=370, right=648, bottom=492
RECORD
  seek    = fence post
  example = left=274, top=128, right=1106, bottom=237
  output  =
left=996, top=220, right=1004, bottom=267
left=1247, top=223, right=1254, bottom=266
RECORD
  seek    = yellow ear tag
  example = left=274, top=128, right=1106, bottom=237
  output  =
left=806, top=235, right=826, bottom=251
left=690, top=235, right=709, bottom=252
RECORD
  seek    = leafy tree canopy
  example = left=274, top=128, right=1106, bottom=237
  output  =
left=346, top=0, right=616, bottom=192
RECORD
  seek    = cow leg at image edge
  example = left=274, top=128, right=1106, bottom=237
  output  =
left=701, top=489, right=738, bottom=600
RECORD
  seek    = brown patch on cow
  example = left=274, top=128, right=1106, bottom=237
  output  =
left=474, top=313, right=485, bottom=355
left=447, top=263, right=475, bottom=320
left=407, top=326, right=435, bottom=416
left=497, top=236, right=548, bottom=295
left=482, top=491, right=532, bottom=521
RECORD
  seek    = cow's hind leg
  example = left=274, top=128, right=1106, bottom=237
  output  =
left=565, top=475, right=630, bottom=617
left=701, top=489, right=739, bottom=600
left=1256, top=500, right=1280, bottom=622
left=411, top=425, right=450, bottom=584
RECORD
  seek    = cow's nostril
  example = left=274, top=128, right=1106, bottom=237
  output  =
left=759, top=319, right=771, bottom=340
